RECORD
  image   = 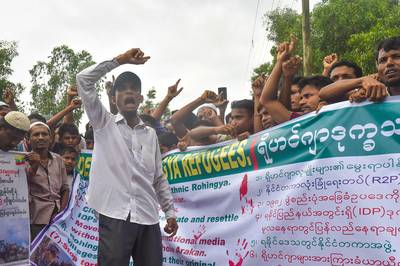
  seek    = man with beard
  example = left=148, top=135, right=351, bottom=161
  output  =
left=76, top=48, right=177, bottom=266
left=27, top=122, right=69, bottom=239
left=0, top=111, right=29, bottom=151
left=170, top=90, right=226, bottom=139
left=376, top=36, right=400, bottom=96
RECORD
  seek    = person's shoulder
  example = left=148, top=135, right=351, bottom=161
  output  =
left=144, top=125, right=158, bottom=137
left=50, top=151, right=64, bottom=162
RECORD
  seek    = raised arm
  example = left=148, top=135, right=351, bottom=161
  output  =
left=47, top=98, right=81, bottom=128
left=63, top=85, right=78, bottom=124
left=151, top=79, right=183, bottom=120
left=260, top=42, right=294, bottom=124
left=252, top=74, right=266, bottom=133
left=188, top=124, right=236, bottom=141
left=280, top=56, right=302, bottom=110
left=170, top=90, right=221, bottom=138
left=76, top=48, right=150, bottom=129
left=3, top=88, right=17, bottom=111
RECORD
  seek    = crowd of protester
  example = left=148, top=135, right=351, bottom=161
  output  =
left=0, top=35, right=399, bottom=241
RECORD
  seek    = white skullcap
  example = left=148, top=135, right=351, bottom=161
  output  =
left=198, top=104, right=218, bottom=113
left=29, top=121, right=50, bottom=132
left=4, top=111, right=30, bottom=132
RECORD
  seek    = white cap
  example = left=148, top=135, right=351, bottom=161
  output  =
left=4, top=111, right=30, bottom=132
left=198, top=104, right=218, bottom=113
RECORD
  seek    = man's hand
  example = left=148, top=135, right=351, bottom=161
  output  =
left=105, top=75, right=115, bottom=96
left=282, top=56, right=302, bottom=77
left=252, top=74, right=267, bottom=97
left=115, top=48, right=150, bottom=65
left=2, top=88, right=15, bottom=105
left=26, top=152, right=41, bottom=172
left=215, top=99, right=229, bottom=111
left=360, top=77, right=388, bottom=102
left=237, top=131, right=250, bottom=141
left=167, top=79, right=184, bottom=100
left=177, top=133, right=191, bottom=151
left=348, top=88, right=367, bottom=103
left=276, top=42, right=290, bottom=63
left=69, top=98, right=82, bottom=110
left=164, top=218, right=178, bottom=237
left=323, top=53, right=338, bottom=71
left=276, top=34, right=297, bottom=63
left=215, top=124, right=237, bottom=137
left=288, top=34, right=297, bottom=54
left=315, top=101, right=328, bottom=114
left=67, top=85, right=78, bottom=98
left=200, top=90, right=221, bottom=104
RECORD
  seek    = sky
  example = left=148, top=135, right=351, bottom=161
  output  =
left=1, top=0, right=319, bottom=129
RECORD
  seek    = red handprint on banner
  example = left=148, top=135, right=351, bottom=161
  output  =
left=193, top=224, right=206, bottom=242
left=240, top=198, right=254, bottom=215
left=239, top=174, right=254, bottom=215
left=226, top=238, right=249, bottom=266
left=239, top=174, right=248, bottom=201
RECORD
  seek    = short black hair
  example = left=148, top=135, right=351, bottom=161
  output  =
left=112, top=71, right=141, bottom=96
left=158, top=132, right=178, bottom=147
left=328, top=60, right=363, bottom=78
left=28, top=113, right=47, bottom=123
left=59, top=146, right=78, bottom=156
left=58, top=123, right=79, bottom=138
left=298, top=75, right=332, bottom=91
left=375, top=36, right=400, bottom=62
left=231, top=99, right=254, bottom=116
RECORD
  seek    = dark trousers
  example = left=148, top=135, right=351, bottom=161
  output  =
left=98, top=213, right=163, bottom=266
left=30, top=224, right=46, bottom=241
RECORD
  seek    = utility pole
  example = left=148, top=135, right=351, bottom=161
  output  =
left=302, top=0, right=312, bottom=75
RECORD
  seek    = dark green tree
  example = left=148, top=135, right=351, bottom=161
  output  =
left=29, top=45, right=101, bottom=125
left=140, top=87, right=157, bottom=114
left=255, top=0, right=400, bottom=77
left=139, top=87, right=171, bottom=120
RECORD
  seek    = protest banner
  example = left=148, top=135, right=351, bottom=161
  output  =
left=0, top=152, right=30, bottom=266
left=31, top=97, right=400, bottom=265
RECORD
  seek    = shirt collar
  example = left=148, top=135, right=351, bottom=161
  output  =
left=115, top=113, right=147, bottom=129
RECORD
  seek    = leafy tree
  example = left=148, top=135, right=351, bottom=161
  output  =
left=29, top=45, right=101, bottom=125
left=251, top=62, right=272, bottom=81
left=140, top=87, right=157, bottom=115
left=140, top=87, right=171, bottom=120
left=0, top=41, right=25, bottom=108
left=255, top=0, right=400, bottom=77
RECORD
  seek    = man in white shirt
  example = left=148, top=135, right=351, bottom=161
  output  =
left=76, top=48, right=178, bottom=266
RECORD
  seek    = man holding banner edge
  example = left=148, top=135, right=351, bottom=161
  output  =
left=76, top=48, right=178, bottom=266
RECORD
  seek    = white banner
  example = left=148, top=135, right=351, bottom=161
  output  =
left=0, top=152, right=30, bottom=266
left=31, top=98, right=400, bottom=265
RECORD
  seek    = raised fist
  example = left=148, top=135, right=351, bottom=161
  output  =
left=115, top=48, right=150, bottom=65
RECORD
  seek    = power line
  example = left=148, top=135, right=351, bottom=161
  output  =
left=244, top=0, right=262, bottom=80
